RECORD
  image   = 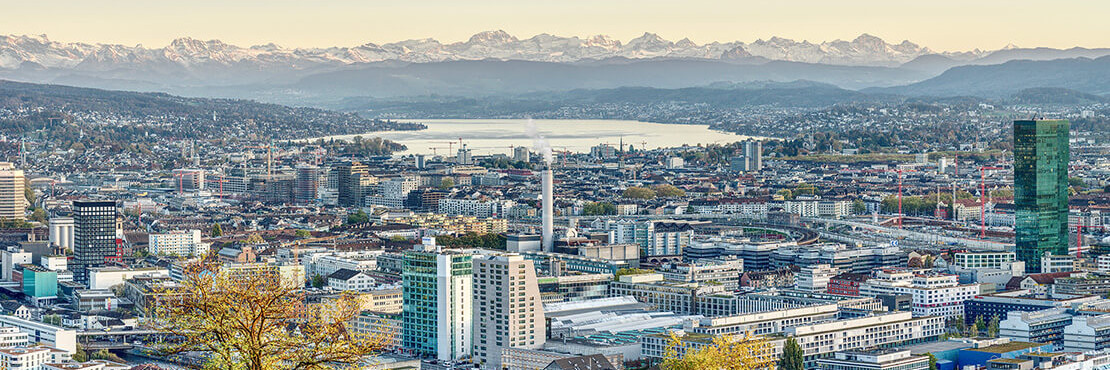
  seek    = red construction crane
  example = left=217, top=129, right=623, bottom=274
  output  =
left=210, top=174, right=229, bottom=199
left=860, top=168, right=917, bottom=228
left=978, top=166, right=1006, bottom=239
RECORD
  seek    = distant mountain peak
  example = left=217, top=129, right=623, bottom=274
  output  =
left=467, top=30, right=518, bottom=45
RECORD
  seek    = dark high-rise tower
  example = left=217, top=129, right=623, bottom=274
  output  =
left=334, top=161, right=369, bottom=207
left=1013, top=119, right=1070, bottom=272
left=73, top=200, right=119, bottom=283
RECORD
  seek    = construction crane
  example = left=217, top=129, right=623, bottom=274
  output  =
left=978, top=166, right=1006, bottom=239
left=244, top=143, right=276, bottom=179
left=210, top=174, right=229, bottom=199
left=1076, top=225, right=1107, bottom=259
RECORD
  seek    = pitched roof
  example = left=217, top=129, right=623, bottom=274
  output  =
left=328, top=268, right=363, bottom=281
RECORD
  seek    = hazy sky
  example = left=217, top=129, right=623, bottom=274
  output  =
left=5, top=0, right=1108, bottom=51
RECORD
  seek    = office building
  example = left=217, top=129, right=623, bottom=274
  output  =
left=401, top=241, right=473, bottom=361
left=148, top=230, right=208, bottom=257
left=334, top=161, right=371, bottom=207
left=73, top=200, right=119, bottom=283
left=859, top=269, right=979, bottom=319
left=730, top=140, right=762, bottom=172
left=0, top=163, right=26, bottom=221
left=293, top=164, right=321, bottom=204
left=472, top=253, right=545, bottom=369
left=457, top=144, right=473, bottom=165
left=171, top=168, right=205, bottom=191
left=0, top=316, right=77, bottom=353
left=816, top=350, right=929, bottom=370
left=1014, top=119, right=1070, bottom=272
left=658, top=258, right=743, bottom=290
left=513, top=147, right=530, bottom=162
left=1064, top=314, right=1110, bottom=352
left=1, top=249, right=31, bottom=282
left=796, top=265, right=839, bottom=293
left=999, top=308, right=1071, bottom=349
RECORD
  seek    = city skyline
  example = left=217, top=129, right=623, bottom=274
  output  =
left=3, top=0, right=1109, bottom=51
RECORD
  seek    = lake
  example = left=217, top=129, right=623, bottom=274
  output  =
left=318, top=119, right=759, bottom=156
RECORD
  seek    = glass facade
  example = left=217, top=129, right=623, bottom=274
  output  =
left=400, top=250, right=472, bottom=359
left=1013, top=119, right=1070, bottom=272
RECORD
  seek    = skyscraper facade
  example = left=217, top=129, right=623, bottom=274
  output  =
left=472, top=253, right=545, bottom=369
left=294, top=164, right=320, bottom=204
left=1014, top=119, right=1070, bottom=272
left=334, top=161, right=370, bottom=207
left=0, top=163, right=27, bottom=221
left=73, top=200, right=119, bottom=283
left=401, top=241, right=473, bottom=361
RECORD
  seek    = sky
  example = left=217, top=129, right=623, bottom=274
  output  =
left=4, top=0, right=1108, bottom=51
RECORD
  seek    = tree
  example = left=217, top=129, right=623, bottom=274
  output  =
left=652, top=184, right=686, bottom=198
left=294, top=230, right=312, bottom=238
left=926, top=353, right=938, bottom=370
left=780, top=337, right=804, bottom=370
left=439, top=177, right=455, bottom=189
left=952, top=316, right=967, bottom=337
left=851, top=200, right=866, bottom=214
left=73, top=344, right=88, bottom=362
left=662, top=332, right=774, bottom=370
left=582, top=202, right=616, bottom=216
left=211, top=223, right=224, bottom=237
left=988, top=315, right=1000, bottom=338
left=346, top=210, right=370, bottom=225
left=149, top=263, right=390, bottom=370
left=311, top=274, right=327, bottom=289
left=245, top=233, right=266, bottom=244
left=623, top=186, right=656, bottom=199
left=29, top=207, right=46, bottom=223
left=974, top=315, right=986, bottom=337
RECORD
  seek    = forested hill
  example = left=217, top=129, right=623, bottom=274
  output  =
left=0, top=79, right=422, bottom=142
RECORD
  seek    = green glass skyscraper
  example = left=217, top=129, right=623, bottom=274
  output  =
left=1013, top=119, right=1070, bottom=272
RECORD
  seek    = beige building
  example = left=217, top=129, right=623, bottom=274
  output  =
left=473, top=253, right=545, bottom=369
left=0, top=163, right=27, bottom=221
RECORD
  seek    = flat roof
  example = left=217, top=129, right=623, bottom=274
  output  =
left=964, top=341, right=1045, bottom=354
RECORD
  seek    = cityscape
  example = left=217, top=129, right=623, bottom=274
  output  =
left=0, top=2, right=1109, bottom=370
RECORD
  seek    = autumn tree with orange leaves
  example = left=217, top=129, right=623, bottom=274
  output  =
left=148, top=262, right=390, bottom=370
left=661, top=332, right=776, bottom=370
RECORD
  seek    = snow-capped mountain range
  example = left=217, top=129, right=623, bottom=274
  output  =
left=0, top=31, right=985, bottom=70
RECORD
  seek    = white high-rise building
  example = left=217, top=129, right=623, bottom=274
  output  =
left=457, top=145, right=474, bottom=165
left=48, top=217, right=74, bottom=251
left=859, top=268, right=980, bottom=318
left=472, top=253, right=545, bottom=369
left=1, top=250, right=31, bottom=281
left=0, top=163, right=26, bottom=220
left=148, top=230, right=209, bottom=257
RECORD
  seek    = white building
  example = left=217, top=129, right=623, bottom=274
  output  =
left=1064, top=314, right=1110, bottom=352
left=1, top=250, right=31, bottom=281
left=0, top=163, right=27, bottom=221
left=472, top=253, right=546, bottom=369
left=326, top=269, right=375, bottom=291
left=0, top=327, right=29, bottom=347
left=658, top=258, right=744, bottom=290
left=796, top=265, right=839, bottom=293
left=88, top=267, right=170, bottom=291
left=0, top=316, right=77, bottom=354
left=0, top=346, right=68, bottom=370
left=953, top=252, right=1017, bottom=270
left=666, top=157, right=684, bottom=169
left=438, top=198, right=515, bottom=218
left=148, top=230, right=208, bottom=257
left=859, top=269, right=980, bottom=318
left=48, top=217, right=74, bottom=251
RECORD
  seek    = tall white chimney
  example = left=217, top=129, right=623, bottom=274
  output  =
left=542, top=167, right=554, bottom=252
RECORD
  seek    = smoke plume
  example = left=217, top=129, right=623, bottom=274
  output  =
left=525, top=118, right=554, bottom=165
